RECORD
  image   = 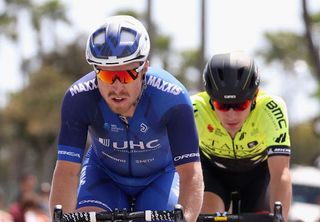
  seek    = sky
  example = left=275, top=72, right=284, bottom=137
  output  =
left=0, top=0, right=319, bottom=124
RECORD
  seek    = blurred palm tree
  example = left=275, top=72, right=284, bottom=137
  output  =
left=30, top=0, right=70, bottom=56
left=257, top=0, right=320, bottom=81
left=256, top=0, right=320, bottom=165
left=0, top=0, right=32, bottom=41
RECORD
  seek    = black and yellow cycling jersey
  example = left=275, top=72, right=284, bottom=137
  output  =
left=191, top=90, right=291, bottom=172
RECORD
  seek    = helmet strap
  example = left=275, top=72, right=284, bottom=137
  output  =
left=250, top=100, right=256, bottom=111
left=133, top=74, right=147, bottom=107
left=250, top=89, right=259, bottom=111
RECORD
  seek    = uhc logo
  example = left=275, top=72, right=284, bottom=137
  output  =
left=98, top=138, right=161, bottom=150
left=113, top=139, right=160, bottom=150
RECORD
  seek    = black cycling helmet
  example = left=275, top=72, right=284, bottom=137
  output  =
left=203, top=52, right=260, bottom=103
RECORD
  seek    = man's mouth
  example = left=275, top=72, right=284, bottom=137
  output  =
left=226, top=122, right=239, bottom=127
left=112, top=97, right=126, bottom=102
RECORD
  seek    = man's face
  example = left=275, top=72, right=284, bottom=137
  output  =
left=96, top=61, right=148, bottom=117
left=213, top=100, right=252, bottom=138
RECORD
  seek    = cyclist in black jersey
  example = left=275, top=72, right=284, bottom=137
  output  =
left=191, top=52, right=292, bottom=221
left=49, top=15, right=203, bottom=222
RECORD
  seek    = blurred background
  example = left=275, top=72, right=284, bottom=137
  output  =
left=0, top=0, right=319, bottom=220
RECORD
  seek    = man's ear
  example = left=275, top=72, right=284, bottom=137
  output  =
left=143, top=60, right=149, bottom=73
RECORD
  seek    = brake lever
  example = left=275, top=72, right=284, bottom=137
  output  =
left=174, top=204, right=185, bottom=222
left=273, top=201, right=284, bottom=222
left=53, top=205, right=63, bottom=222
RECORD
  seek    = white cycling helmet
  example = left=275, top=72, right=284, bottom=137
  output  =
left=86, top=15, right=150, bottom=67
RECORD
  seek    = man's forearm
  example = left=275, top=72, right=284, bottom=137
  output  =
left=179, top=175, right=204, bottom=222
left=268, top=156, right=292, bottom=222
left=270, top=174, right=292, bottom=221
left=49, top=164, right=80, bottom=217
left=49, top=176, right=78, bottom=217
left=178, top=163, right=204, bottom=222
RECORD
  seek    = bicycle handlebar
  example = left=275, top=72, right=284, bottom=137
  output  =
left=53, top=202, right=284, bottom=222
left=197, top=201, right=284, bottom=222
left=53, top=204, right=185, bottom=222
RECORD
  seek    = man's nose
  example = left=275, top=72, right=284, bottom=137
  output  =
left=228, top=108, right=237, bottom=113
left=225, top=109, right=239, bottom=117
left=110, top=79, right=124, bottom=91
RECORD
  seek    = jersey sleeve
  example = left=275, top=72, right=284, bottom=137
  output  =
left=57, top=90, right=89, bottom=163
left=165, top=103, right=200, bottom=166
left=262, top=96, right=291, bottom=157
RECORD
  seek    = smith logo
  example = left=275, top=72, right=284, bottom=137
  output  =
left=69, top=78, right=97, bottom=96
left=147, top=76, right=183, bottom=95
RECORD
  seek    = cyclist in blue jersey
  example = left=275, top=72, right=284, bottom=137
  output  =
left=49, top=15, right=203, bottom=222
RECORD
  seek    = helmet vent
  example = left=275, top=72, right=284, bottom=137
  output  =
left=217, top=68, right=224, bottom=81
left=237, top=67, right=245, bottom=80
left=248, top=74, right=256, bottom=88
left=93, top=31, right=105, bottom=45
left=120, top=29, right=135, bottom=43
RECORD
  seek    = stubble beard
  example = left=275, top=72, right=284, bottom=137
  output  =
left=107, top=91, right=137, bottom=116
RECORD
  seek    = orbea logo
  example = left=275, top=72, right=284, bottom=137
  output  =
left=78, top=200, right=110, bottom=210
left=147, top=76, right=183, bottom=95
left=58, top=151, right=81, bottom=158
left=174, top=152, right=200, bottom=161
left=69, top=78, right=97, bottom=96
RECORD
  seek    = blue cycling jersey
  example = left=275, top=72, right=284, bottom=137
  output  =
left=57, top=67, right=200, bottom=186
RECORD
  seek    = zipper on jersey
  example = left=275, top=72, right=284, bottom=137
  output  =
left=232, top=139, right=238, bottom=159
left=126, top=127, right=133, bottom=177
left=118, top=115, right=133, bottom=176
left=119, top=115, right=129, bottom=129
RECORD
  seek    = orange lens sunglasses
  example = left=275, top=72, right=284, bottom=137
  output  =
left=213, top=99, right=251, bottom=112
left=96, top=62, right=145, bottom=84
